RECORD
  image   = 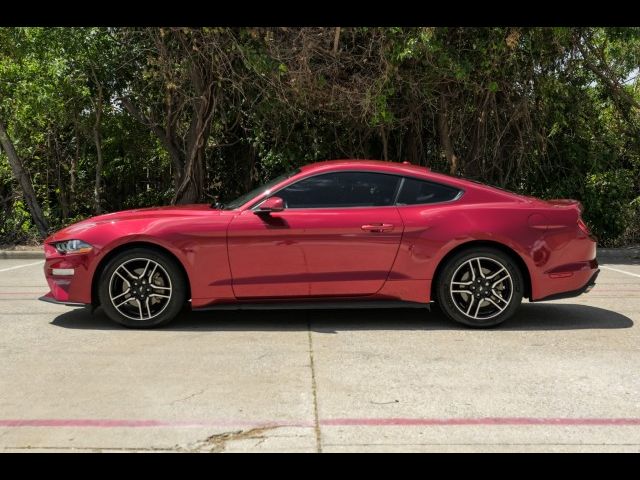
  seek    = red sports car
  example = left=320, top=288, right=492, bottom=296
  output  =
left=40, top=160, right=599, bottom=328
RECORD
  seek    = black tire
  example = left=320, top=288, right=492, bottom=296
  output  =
left=98, top=248, right=187, bottom=328
left=435, top=247, right=524, bottom=328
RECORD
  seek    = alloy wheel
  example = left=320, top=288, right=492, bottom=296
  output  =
left=108, top=258, right=173, bottom=321
left=449, top=256, right=513, bottom=321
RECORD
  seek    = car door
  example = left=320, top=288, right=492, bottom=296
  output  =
left=227, top=171, right=404, bottom=298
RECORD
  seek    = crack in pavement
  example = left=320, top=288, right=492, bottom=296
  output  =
left=307, top=313, right=322, bottom=453
left=181, top=425, right=283, bottom=453
left=169, top=389, right=206, bottom=406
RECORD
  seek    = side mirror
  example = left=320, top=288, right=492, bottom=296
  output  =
left=254, top=196, right=285, bottom=214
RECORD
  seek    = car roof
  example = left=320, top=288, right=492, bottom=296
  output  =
left=299, top=159, right=470, bottom=187
left=300, top=159, right=431, bottom=176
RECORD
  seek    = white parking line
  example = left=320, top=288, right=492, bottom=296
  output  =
left=600, top=265, right=640, bottom=279
left=0, top=260, right=45, bottom=273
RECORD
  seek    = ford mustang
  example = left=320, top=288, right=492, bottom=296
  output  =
left=40, top=160, right=599, bottom=328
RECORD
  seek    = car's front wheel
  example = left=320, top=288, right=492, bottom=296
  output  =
left=436, top=248, right=524, bottom=328
left=98, top=248, right=187, bottom=328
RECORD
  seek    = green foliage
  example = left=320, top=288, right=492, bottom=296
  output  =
left=0, top=27, right=639, bottom=246
left=121, top=187, right=174, bottom=210
left=0, top=199, right=34, bottom=243
left=582, top=170, right=638, bottom=241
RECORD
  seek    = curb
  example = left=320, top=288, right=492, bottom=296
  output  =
left=0, top=250, right=45, bottom=260
left=598, top=247, right=640, bottom=261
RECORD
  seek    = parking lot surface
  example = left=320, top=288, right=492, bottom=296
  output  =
left=0, top=255, right=639, bottom=452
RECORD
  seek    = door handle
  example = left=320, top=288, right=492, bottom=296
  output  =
left=361, top=223, right=394, bottom=232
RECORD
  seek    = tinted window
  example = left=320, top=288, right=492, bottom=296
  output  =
left=277, top=172, right=401, bottom=209
left=396, top=177, right=460, bottom=205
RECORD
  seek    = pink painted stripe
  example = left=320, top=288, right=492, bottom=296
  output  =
left=1, top=418, right=640, bottom=428
left=590, top=289, right=640, bottom=292
left=0, top=292, right=44, bottom=295
left=321, top=417, right=640, bottom=426
left=0, top=419, right=312, bottom=428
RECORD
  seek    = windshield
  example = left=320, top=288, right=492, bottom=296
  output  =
left=220, top=169, right=301, bottom=210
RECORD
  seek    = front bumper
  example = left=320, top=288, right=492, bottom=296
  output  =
left=43, top=243, right=96, bottom=305
left=533, top=268, right=600, bottom=302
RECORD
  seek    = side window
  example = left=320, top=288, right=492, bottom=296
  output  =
left=396, top=177, right=461, bottom=205
left=277, top=172, right=400, bottom=209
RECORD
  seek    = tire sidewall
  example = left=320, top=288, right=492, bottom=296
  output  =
left=436, top=248, right=524, bottom=328
left=98, top=248, right=187, bottom=328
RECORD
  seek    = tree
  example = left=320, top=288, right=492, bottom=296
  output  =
left=117, top=27, right=244, bottom=204
left=0, top=28, right=56, bottom=238
left=0, top=27, right=638, bottom=245
left=0, top=120, right=48, bottom=237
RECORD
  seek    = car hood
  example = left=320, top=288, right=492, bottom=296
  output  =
left=46, top=204, right=219, bottom=241
left=91, top=204, right=215, bottom=221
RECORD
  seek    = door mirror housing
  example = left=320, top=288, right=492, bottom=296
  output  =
left=254, top=196, right=285, bottom=214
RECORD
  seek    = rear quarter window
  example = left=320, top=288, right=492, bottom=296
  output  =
left=396, top=177, right=461, bottom=205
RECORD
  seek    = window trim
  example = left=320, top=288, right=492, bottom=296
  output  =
left=392, top=177, right=406, bottom=205
left=250, top=169, right=464, bottom=211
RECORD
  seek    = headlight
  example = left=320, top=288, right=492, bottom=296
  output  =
left=52, top=239, right=93, bottom=255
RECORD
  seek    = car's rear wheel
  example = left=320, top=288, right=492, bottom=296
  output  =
left=98, top=248, right=187, bottom=328
left=436, top=248, right=524, bottom=328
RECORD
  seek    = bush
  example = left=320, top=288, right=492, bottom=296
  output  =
left=614, top=196, right=640, bottom=247
left=0, top=199, right=38, bottom=244
left=582, top=169, right=637, bottom=244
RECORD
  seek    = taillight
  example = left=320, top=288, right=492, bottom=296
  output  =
left=578, top=217, right=592, bottom=236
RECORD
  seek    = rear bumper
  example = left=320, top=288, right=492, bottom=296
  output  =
left=38, top=292, right=88, bottom=308
left=533, top=269, right=600, bottom=302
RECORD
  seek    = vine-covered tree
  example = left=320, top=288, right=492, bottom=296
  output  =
left=1, top=27, right=639, bottom=245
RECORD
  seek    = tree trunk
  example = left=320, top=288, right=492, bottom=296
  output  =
left=437, top=94, right=459, bottom=176
left=120, top=33, right=219, bottom=205
left=123, top=89, right=208, bottom=205
left=380, top=126, right=389, bottom=161
left=70, top=110, right=80, bottom=208
left=332, top=27, right=341, bottom=54
left=0, top=120, right=49, bottom=238
left=172, top=67, right=217, bottom=205
left=71, top=128, right=78, bottom=207
left=175, top=153, right=204, bottom=205
left=405, top=104, right=423, bottom=166
left=52, top=134, right=69, bottom=219
left=92, top=80, right=104, bottom=214
left=406, top=128, right=419, bottom=166
left=244, top=143, right=257, bottom=192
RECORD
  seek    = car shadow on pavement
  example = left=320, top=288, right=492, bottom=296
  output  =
left=50, top=302, right=633, bottom=332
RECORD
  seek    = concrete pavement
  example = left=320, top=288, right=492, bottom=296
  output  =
left=0, top=255, right=638, bottom=452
